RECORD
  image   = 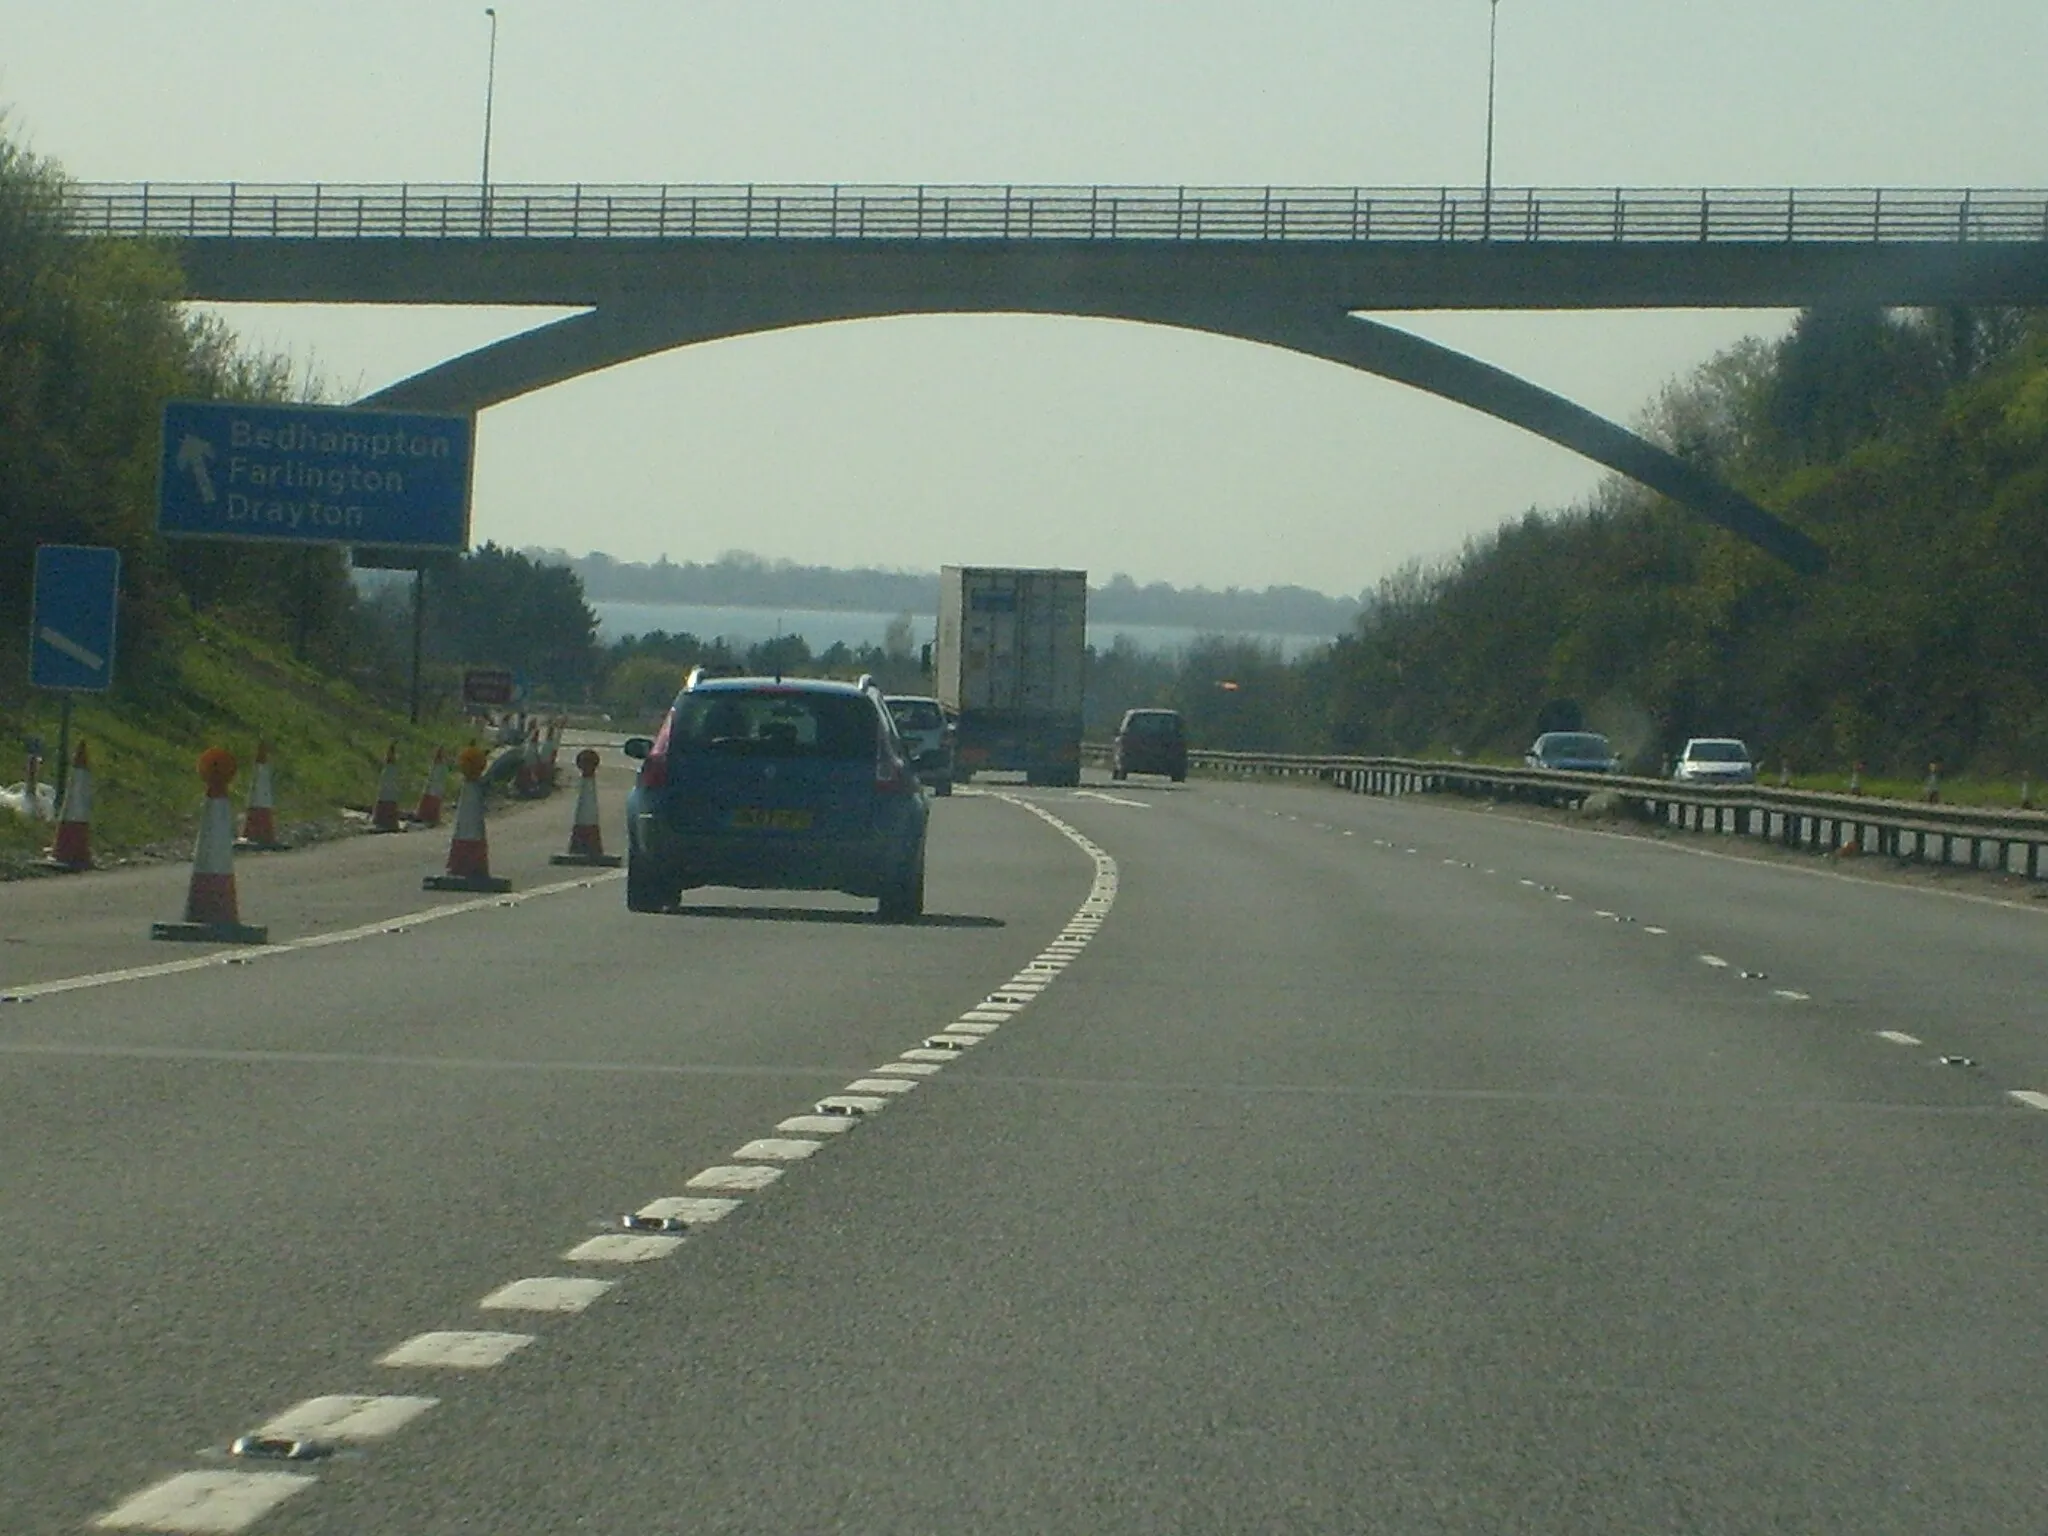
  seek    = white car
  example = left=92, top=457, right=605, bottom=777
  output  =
left=883, top=695, right=955, bottom=796
left=1671, top=738, right=1755, bottom=785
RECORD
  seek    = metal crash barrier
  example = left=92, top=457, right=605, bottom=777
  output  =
left=1081, top=743, right=2048, bottom=881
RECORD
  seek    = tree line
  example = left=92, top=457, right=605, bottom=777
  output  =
left=1312, top=306, right=2048, bottom=778
left=526, top=547, right=1361, bottom=636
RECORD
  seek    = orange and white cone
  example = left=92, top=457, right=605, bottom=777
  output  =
left=152, top=749, right=268, bottom=944
left=370, top=742, right=404, bottom=832
left=43, top=741, right=94, bottom=872
left=411, top=746, right=448, bottom=827
left=425, top=744, right=512, bottom=892
left=238, top=741, right=284, bottom=850
left=551, top=748, right=623, bottom=867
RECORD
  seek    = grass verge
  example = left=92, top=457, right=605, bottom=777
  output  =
left=0, top=615, right=486, bottom=877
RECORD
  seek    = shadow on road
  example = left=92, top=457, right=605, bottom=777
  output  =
left=661, top=904, right=1004, bottom=928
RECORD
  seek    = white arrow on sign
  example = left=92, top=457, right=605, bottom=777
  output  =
left=176, top=434, right=217, bottom=503
left=38, top=626, right=106, bottom=672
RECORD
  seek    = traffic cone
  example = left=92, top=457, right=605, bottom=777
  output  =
left=369, top=742, right=404, bottom=832
left=237, top=741, right=285, bottom=851
left=411, top=746, right=448, bottom=827
left=152, top=749, right=268, bottom=944
left=551, top=748, right=623, bottom=867
left=43, top=741, right=94, bottom=871
left=424, top=744, right=512, bottom=892
left=513, top=726, right=539, bottom=798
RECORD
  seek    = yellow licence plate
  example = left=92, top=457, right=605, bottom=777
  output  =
left=733, top=808, right=812, bottom=830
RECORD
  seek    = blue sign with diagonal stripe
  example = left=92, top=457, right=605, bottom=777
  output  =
left=30, top=545, right=121, bottom=692
left=159, top=399, right=473, bottom=550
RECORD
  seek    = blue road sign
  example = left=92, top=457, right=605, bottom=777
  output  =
left=30, top=545, right=121, bottom=692
left=159, top=400, right=473, bottom=550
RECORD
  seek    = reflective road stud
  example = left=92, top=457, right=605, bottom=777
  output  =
left=153, top=748, right=269, bottom=944
left=424, top=744, right=512, bottom=893
left=237, top=740, right=284, bottom=850
left=550, top=748, right=622, bottom=867
left=43, top=739, right=93, bottom=871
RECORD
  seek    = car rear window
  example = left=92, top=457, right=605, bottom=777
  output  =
left=1124, top=712, right=1182, bottom=736
left=672, top=690, right=876, bottom=761
left=1541, top=734, right=1611, bottom=758
left=887, top=699, right=944, bottom=731
left=1687, top=741, right=1749, bottom=762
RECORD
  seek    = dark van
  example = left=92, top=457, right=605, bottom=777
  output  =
left=1112, top=709, right=1188, bottom=783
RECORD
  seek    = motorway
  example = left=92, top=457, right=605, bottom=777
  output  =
left=6, top=757, right=2048, bottom=1533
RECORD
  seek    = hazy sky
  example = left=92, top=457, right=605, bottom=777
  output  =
left=5, top=2, right=2043, bottom=597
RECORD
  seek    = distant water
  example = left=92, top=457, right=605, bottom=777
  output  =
left=591, top=601, right=1337, bottom=659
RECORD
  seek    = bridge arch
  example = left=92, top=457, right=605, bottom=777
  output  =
left=359, top=297, right=1826, bottom=573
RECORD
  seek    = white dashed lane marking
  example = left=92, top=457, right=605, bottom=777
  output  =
left=686, top=1164, right=784, bottom=1192
left=478, top=1277, right=616, bottom=1313
left=634, top=1197, right=741, bottom=1226
left=1699, top=954, right=1731, bottom=968
left=732, top=1138, right=823, bottom=1162
left=564, top=1234, right=685, bottom=1263
left=249, top=1394, right=438, bottom=1443
left=843, top=1077, right=917, bottom=1095
left=2009, top=1091, right=2048, bottom=1112
left=816, top=1095, right=893, bottom=1116
left=377, top=1331, right=534, bottom=1370
left=777, top=1114, right=858, bottom=1134
left=94, top=1470, right=315, bottom=1532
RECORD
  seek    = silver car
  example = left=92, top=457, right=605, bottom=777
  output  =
left=883, top=694, right=955, bottom=796
left=1671, top=737, right=1755, bottom=785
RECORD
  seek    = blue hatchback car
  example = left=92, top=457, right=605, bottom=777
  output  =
left=621, top=676, right=930, bottom=920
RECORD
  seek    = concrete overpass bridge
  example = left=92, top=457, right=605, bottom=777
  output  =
left=70, top=181, right=2048, bottom=573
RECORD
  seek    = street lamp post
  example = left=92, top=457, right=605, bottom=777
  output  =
left=1481, top=0, right=1500, bottom=239
left=480, top=7, right=499, bottom=234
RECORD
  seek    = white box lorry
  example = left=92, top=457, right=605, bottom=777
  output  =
left=935, top=566, right=1087, bottom=787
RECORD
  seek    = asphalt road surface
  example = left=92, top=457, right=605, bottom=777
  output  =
left=6, top=759, right=2048, bottom=1533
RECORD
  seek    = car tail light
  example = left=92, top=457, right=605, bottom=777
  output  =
left=875, top=735, right=917, bottom=795
left=640, top=711, right=675, bottom=790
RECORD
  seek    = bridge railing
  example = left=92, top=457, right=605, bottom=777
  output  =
left=62, top=182, right=2048, bottom=244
